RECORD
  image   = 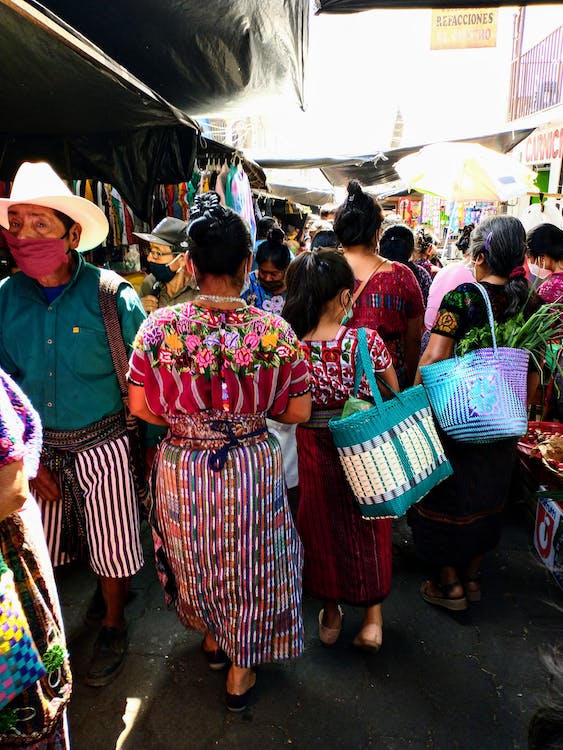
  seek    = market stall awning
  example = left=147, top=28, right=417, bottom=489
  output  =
left=260, top=183, right=336, bottom=207
left=0, top=0, right=203, bottom=221
left=252, top=129, right=535, bottom=188
left=315, top=1, right=546, bottom=12
left=36, top=0, right=309, bottom=116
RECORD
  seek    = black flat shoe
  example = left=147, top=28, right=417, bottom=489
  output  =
left=84, top=626, right=128, bottom=687
left=226, top=685, right=254, bottom=713
left=201, top=641, right=229, bottom=671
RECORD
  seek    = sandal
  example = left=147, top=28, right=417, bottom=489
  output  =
left=318, top=606, right=343, bottom=646
left=464, top=575, right=481, bottom=603
left=420, top=580, right=467, bottom=612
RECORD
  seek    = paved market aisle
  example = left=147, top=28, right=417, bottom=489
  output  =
left=57, top=502, right=562, bottom=750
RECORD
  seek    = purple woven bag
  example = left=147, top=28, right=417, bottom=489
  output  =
left=420, top=282, right=529, bottom=443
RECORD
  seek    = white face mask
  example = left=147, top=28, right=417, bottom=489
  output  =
left=528, top=262, right=551, bottom=280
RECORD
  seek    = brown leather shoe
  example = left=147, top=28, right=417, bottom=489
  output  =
left=318, top=606, right=343, bottom=646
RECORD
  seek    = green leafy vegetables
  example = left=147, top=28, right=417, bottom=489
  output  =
left=456, top=303, right=563, bottom=375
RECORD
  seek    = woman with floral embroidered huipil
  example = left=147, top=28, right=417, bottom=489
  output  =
left=127, top=194, right=311, bottom=712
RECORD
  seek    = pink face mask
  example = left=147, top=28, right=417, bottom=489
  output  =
left=1, top=227, right=70, bottom=280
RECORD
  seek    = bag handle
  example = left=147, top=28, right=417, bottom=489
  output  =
left=353, top=328, right=405, bottom=411
left=350, top=260, right=385, bottom=307
left=470, top=282, right=498, bottom=353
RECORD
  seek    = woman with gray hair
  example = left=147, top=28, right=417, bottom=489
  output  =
left=411, top=215, right=536, bottom=611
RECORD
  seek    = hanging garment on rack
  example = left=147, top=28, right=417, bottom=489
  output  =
left=84, top=180, right=95, bottom=204
left=232, top=166, right=256, bottom=244
left=215, top=163, right=229, bottom=207
left=187, top=171, right=200, bottom=208
left=122, top=198, right=135, bottom=246
left=225, top=164, right=237, bottom=209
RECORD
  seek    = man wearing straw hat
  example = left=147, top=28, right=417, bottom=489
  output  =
left=0, top=161, right=146, bottom=687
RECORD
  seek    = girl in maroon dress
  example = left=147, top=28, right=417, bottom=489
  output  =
left=333, top=181, right=424, bottom=388
left=284, top=249, right=399, bottom=651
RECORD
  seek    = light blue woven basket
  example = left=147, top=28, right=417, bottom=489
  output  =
left=420, top=282, right=529, bottom=443
left=329, top=328, right=452, bottom=519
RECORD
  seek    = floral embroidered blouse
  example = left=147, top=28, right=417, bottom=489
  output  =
left=0, top=367, right=42, bottom=477
left=300, top=327, right=392, bottom=409
left=538, top=272, right=563, bottom=303
left=128, top=303, right=309, bottom=417
left=431, top=282, right=509, bottom=342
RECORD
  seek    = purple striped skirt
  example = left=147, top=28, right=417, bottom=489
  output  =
left=154, top=411, right=304, bottom=667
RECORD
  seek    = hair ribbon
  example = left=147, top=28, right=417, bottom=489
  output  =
left=508, top=265, right=526, bottom=280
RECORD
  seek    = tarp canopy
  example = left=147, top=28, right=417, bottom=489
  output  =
left=254, top=129, right=535, bottom=188
left=37, top=0, right=309, bottom=116
left=315, top=1, right=551, bottom=12
left=0, top=0, right=202, bottom=221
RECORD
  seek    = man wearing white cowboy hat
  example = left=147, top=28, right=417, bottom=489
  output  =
left=0, top=161, right=147, bottom=687
left=134, top=216, right=197, bottom=313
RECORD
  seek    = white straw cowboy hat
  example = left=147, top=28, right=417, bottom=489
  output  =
left=0, top=162, right=109, bottom=251
left=133, top=217, right=189, bottom=250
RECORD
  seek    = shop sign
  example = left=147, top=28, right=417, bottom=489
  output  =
left=534, top=493, right=563, bottom=589
left=521, top=126, right=563, bottom=165
left=430, top=9, right=497, bottom=50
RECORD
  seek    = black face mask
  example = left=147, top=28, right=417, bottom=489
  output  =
left=259, top=278, right=285, bottom=292
left=148, top=260, right=176, bottom=284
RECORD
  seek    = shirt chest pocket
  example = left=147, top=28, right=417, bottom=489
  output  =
left=70, top=324, right=113, bottom=378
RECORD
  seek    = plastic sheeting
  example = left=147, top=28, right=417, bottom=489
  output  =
left=255, top=130, right=535, bottom=188
left=315, top=1, right=542, bottom=12
left=0, top=0, right=200, bottom=221
left=38, top=0, right=309, bottom=115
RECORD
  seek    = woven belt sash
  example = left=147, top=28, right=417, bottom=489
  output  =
left=167, top=412, right=267, bottom=471
left=42, top=412, right=127, bottom=559
left=300, top=408, right=342, bottom=429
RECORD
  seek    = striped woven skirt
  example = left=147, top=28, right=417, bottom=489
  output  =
left=153, top=412, right=304, bottom=668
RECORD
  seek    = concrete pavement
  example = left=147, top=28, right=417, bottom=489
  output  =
left=57, top=501, right=562, bottom=750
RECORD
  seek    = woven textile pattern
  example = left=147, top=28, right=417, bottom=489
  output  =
left=338, top=410, right=444, bottom=498
left=422, top=347, right=529, bottom=442
left=154, top=425, right=304, bottom=669
left=0, top=566, right=46, bottom=710
left=329, top=329, right=452, bottom=519
left=421, top=282, right=530, bottom=443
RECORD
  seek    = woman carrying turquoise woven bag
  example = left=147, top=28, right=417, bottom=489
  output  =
left=410, top=215, right=538, bottom=611
left=283, top=249, right=399, bottom=651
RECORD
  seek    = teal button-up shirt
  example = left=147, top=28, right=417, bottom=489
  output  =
left=0, top=253, right=146, bottom=431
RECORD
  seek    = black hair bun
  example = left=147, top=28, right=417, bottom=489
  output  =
left=266, top=226, right=285, bottom=244
left=190, top=191, right=222, bottom=221
left=347, top=180, right=363, bottom=200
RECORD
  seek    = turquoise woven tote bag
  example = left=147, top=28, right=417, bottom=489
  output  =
left=328, top=328, right=452, bottom=519
left=420, top=282, right=529, bottom=443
